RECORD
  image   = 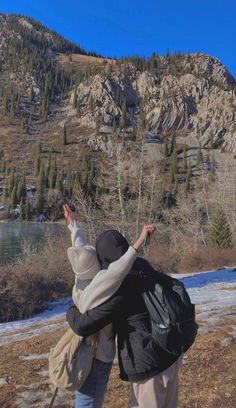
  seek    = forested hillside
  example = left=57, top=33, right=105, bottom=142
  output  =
left=0, top=13, right=236, bottom=275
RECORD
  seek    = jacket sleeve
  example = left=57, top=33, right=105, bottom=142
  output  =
left=79, top=246, right=138, bottom=313
left=66, top=294, right=123, bottom=337
left=67, top=220, right=86, bottom=247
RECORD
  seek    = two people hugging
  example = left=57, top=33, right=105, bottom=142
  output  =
left=63, top=204, right=183, bottom=408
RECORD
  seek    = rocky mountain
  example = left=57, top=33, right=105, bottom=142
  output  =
left=0, top=13, right=236, bottom=212
left=70, top=53, right=236, bottom=152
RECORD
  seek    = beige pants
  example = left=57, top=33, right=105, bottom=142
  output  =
left=130, top=355, right=183, bottom=408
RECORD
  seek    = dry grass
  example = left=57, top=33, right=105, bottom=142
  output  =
left=179, top=246, right=236, bottom=273
left=0, top=323, right=235, bottom=408
left=57, top=53, right=116, bottom=67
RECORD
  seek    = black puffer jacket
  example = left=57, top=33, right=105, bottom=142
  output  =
left=67, top=273, right=178, bottom=382
left=67, top=230, right=179, bottom=382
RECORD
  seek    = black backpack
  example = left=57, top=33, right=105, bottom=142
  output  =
left=140, top=266, right=198, bottom=356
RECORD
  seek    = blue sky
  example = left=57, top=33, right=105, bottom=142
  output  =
left=0, top=0, right=235, bottom=77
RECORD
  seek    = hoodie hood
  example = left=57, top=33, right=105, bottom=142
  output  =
left=96, top=230, right=129, bottom=269
left=67, top=246, right=101, bottom=280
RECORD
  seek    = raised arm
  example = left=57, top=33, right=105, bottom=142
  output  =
left=79, top=225, right=156, bottom=313
left=63, top=204, right=87, bottom=247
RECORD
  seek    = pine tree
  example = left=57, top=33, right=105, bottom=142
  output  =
left=164, top=140, right=169, bottom=157
left=196, top=143, right=203, bottom=167
left=11, top=185, right=18, bottom=209
left=10, top=96, right=15, bottom=121
left=173, top=175, right=178, bottom=196
left=20, top=197, right=26, bottom=220
left=8, top=172, right=15, bottom=196
left=121, top=98, right=127, bottom=129
left=34, top=143, right=41, bottom=177
left=29, top=85, right=34, bottom=102
left=72, top=88, right=77, bottom=109
left=89, top=94, right=95, bottom=111
left=25, top=197, right=31, bottom=221
left=208, top=208, right=233, bottom=248
left=209, top=132, right=214, bottom=149
left=36, top=167, right=45, bottom=212
left=169, top=161, right=175, bottom=184
left=55, top=172, right=63, bottom=192
left=171, top=145, right=178, bottom=174
left=139, top=102, right=146, bottom=129
left=183, top=143, right=188, bottom=171
left=185, top=160, right=192, bottom=193
left=63, top=124, right=67, bottom=145
left=170, top=134, right=176, bottom=155
left=209, top=152, right=216, bottom=182
left=17, top=175, right=25, bottom=202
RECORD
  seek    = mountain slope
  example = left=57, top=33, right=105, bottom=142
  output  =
left=0, top=13, right=236, bottom=225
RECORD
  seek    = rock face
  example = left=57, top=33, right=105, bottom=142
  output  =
left=72, top=53, right=236, bottom=152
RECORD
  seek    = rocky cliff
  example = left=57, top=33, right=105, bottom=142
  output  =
left=70, top=53, right=236, bottom=152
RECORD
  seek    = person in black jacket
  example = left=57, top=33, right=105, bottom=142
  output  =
left=67, top=229, right=183, bottom=408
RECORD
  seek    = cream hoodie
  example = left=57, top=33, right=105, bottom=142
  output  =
left=67, top=221, right=138, bottom=362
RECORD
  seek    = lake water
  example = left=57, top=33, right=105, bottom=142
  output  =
left=0, top=222, right=67, bottom=264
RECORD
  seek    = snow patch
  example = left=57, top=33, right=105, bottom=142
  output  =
left=0, top=377, right=8, bottom=386
left=220, top=325, right=236, bottom=347
left=19, top=353, right=49, bottom=361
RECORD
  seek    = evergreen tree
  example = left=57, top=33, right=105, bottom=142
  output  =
left=10, top=95, right=15, bottom=121
left=170, top=134, right=176, bottom=155
left=49, top=165, right=57, bottom=189
left=36, top=167, right=45, bottom=212
left=8, top=172, right=15, bottom=196
left=89, top=94, right=95, bottom=111
left=183, top=143, right=188, bottom=171
left=173, top=175, right=178, bottom=196
left=169, top=161, right=175, bottom=184
left=209, top=132, right=214, bottom=149
left=164, top=140, right=169, bottom=157
left=121, top=98, right=127, bottom=129
left=171, top=145, right=178, bottom=174
left=20, top=197, right=26, bottom=220
left=72, top=88, right=77, bottom=109
left=196, top=143, right=203, bottom=167
left=208, top=208, right=233, bottom=248
left=185, top=160, right=192, bottom=193
left=63, top=124, right=67, bottom=145
left=139, top=102, right=146, bottom=129
left=209, top=152, right=216, bottom=182
left=11, top=185, right=18, bottom=209
left=205, top=151, right=210, bottom=163
left=55, top=172, right=63, bottom=192
left=29, top=85, right=34, bottom=102
left=25, top=196, right=32, bottom=221
left=34, top=143, right=41, bottom=176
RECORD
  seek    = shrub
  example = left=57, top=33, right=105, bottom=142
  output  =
left=179, top=246, right=236, bottom=273
left=0, top=234, right=74, bottom=322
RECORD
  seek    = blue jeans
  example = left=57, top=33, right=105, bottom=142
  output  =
left=75, top=359, right=113, bottom=408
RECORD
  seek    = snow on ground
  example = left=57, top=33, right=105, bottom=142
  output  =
left=0, top=298, right=72, bottom=346
left=19, top=353, right=49, bottom=361
left=0, top=268, right=235, bottom=347
left=0, top=298, right=72, bottom=334
left=0, top=267, right=235, bottom=408
left=175, top=267, right=236, bottom=333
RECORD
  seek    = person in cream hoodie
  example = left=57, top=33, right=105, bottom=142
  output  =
left=64, top=204, right=156, bottom=408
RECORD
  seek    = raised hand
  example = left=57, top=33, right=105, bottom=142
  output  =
left=63, top=204, right=76, bottom=224
left=133, top=224, right=157, bottom=252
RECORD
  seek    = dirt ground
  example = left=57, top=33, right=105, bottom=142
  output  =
left=0, top=322, right=235, bottom=408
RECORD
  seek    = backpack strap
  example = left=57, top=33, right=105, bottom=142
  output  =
left=48, top=387, right=58, bottom=408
